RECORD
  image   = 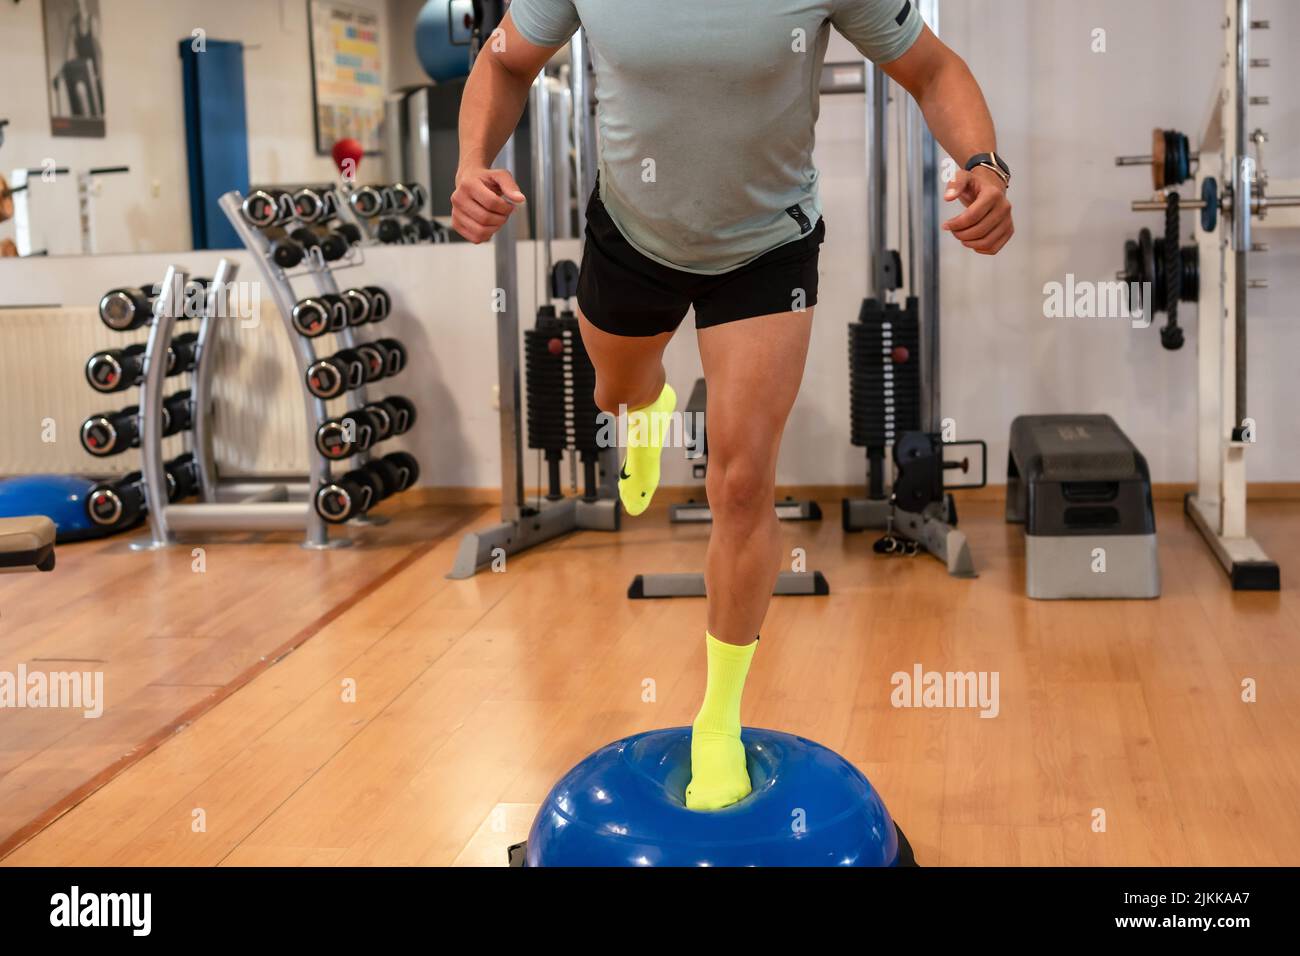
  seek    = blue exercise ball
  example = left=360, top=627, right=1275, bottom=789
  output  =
left=526, top=727, right=906, bottom=867
left=415, top=1, right=473, bottom=83
left=0, top=474, right=104, bottom=543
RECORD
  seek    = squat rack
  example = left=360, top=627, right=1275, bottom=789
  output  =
left=1122, top=0, right=1294, bottom=589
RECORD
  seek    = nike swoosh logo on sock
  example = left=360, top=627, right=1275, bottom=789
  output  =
left=620, top=464, right=630, bottom=481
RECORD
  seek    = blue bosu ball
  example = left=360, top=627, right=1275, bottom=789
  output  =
left=526, top=727, right=904, bottom=867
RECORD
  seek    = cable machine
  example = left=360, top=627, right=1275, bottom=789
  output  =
left=448, top=23, right=621, bottom=579
left=842, top=0, right=987, bottom=578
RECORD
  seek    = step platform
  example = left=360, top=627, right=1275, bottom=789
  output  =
left=1006, top=414, right=1159, bottom=599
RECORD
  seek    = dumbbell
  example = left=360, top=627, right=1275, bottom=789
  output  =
left=382, top=451, right=420, bottom=493
left=305, top=349, right=367, bottom=399
left=85, top=472, right=147, bottom=531
left=81, top=406, right=139, bottom=457
left=408, top=182, right=429, bottom=212
left=168, top=332, right=199, bottom=375
left=315, top=409, right=378, bottom=460
left=165, top=452, right=201, bottom=502
left=314, top=467, right=381, bottom=524
left=291, top=187, right=327, bottom=224
left=363, top=286, right=391, bottom=321
left=333, top=221, right=362, bottom=247
left=376, top=216, right=405, bottom=244
left=290, top=296, right=333, bottom=338
left=161, top=390, right=194, bottom=436
left=362, top=399, right=399, bottom=443
left=373, top=338, right=407, bottom=377
left=384, top=395, right=417, bottom=435
left=354, top=341, right=390, bottom=382
left=348, top=185, right=385, bottom=219
left=289, top=225, right=348, bottom=262
left=98, top=284, right=158, bottom=331
left=268, top=233, right=306, bottom=269
left=240, top=188, right=282, bottom=228
left=319, top=294, right=350, bottom=332
left=340, top=287, right=372, bottom=325
left=317, top=293, right=348, bottom=335
left=403, top=215, right=437, bottom=243
left=339, top=286, right=390, bottom=325
left=384, top=183, right=417, bottom=217
left=85, top=344, right=146, bottom=393
left=359, top=457, right=404, bottom=500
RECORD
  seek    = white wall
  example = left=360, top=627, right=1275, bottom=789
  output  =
left=1, top=0, right=1297, bottom=488
left=0, top=0, right=395, bottom=256
left=387, top=0, right=431, bottom=91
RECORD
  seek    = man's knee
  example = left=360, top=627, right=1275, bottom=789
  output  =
left=708, top=460, right=772, bottom=524
left=595, top=376, right=659, bottom=415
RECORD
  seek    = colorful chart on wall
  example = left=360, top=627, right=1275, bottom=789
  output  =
left=308, top=0, right=385, bottom=155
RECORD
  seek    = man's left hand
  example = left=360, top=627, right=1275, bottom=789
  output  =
left=942, top=166, right=1013, bottom=255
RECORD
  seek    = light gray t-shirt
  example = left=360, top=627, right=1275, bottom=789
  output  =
left=509, top=0, right=923, bottom=274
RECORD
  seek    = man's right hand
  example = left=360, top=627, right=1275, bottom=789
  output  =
left=450, top=168, right=526, bottom=244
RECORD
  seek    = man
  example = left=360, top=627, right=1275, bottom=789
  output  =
left=453, top=0, right=1013, bottom=810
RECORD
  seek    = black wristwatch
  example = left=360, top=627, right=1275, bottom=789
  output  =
left=964, top=152, right=1011, bottom=188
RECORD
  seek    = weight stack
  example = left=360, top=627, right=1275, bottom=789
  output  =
left=849, top=297, right=921, bottom=499
left=523, top=307, right=605, bottom=500
left=524, top=306, right=570, bottom=499
left=561, top=311, right=604, bottom=500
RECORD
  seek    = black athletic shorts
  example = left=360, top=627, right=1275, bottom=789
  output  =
left=576, top=190, right=825, bottom=338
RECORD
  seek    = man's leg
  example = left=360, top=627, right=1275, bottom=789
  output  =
left=577, top=313, right=677, bottom=515
left=700, top=309, right=813, bottom=641
left=686, top=308, right=814, bottom=810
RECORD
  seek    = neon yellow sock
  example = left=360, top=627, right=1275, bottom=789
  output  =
left=619, top=383, right=676, bottom=517
left=686, top=632, right=756, bottom=811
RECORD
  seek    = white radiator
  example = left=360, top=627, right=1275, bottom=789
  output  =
left=0, top=306, right=317, bottom=478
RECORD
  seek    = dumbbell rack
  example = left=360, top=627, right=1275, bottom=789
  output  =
left=127, top=258, right=336, bottom=549
left=127, top=185, right=400, bottom=551
left=343, top=181, right=445, bottom=246
left=217, top=187, right=387, bottom=548
left=82, top=269, right=210, bottom=540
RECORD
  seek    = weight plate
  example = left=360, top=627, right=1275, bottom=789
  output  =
left=1201, top=177, right=1218, bottom=233
left=1151, top=128, right=1166, bottom=190
left=1139, top=228, right=1156, bottom=314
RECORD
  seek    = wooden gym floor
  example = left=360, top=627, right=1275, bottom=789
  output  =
left=1, top=492, right=1297, bottom=866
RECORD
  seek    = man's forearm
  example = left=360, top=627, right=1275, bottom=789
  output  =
left=911, top=55, right=997, bottom=170
left=457, top=55, right=534, bottom=174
